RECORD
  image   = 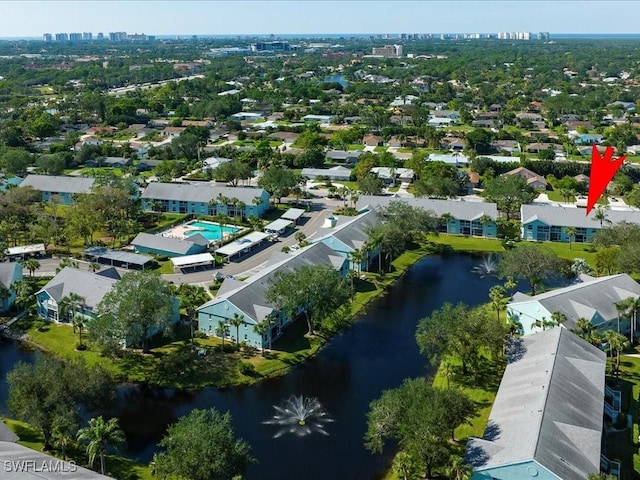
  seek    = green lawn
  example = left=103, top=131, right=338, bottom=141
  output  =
left=426, top=234, right=598, bottom=265
left=431, top=353, right=504, bottom=441
left=374, top=146, right=387, bottom=153
left=347, top=144, right=365, bottom=151
left=426, top=234, right=504, bottom=253
left=1, top=418, right=153, bottom=480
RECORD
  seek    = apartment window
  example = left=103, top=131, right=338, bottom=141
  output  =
left=459, top=220, right=471, bottom=235
left=575, top=227, right=587, bottom=243
left=471, top=221, right=483, bottom=237
left=550, top=226, right=562, bottom=242
left=536, top=225, right=550, bottom=242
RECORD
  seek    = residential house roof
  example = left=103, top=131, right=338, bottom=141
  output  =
left=325, top=150, right=364, bottom=162
left=268, top=131, right=299, bottom=142
left=504, top=167, right=547, bottom=188
left=370, top=167, right=415, bottom=180
left=509, top=273, right=640, bottom=328
left=466, top=327, right=604, bottom=480
left=198, top=242, right=346, bottom=324
left=301, top=166, right=352, bottom=178
left=521, top=204, right=640, bottom=230
left=314, top=209, right=382, bottom=252
left=36, top=267, right=119, bottom=310
left=357, top=195, right=499, bottom=221
left=141, top=182, right=267, bottom=205
left=131, top=232, right=207, bottom=256
left=0, top=263, right=20, bottom=289
left=19, top=175, right=95, bottom=194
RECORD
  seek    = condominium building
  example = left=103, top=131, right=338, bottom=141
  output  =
left=372, top=44, right=403, bottom=57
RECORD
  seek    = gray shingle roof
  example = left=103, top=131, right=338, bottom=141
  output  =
left=509, top=273, right=640, bottom=328
left=37, top=267, right=118, bottom=309
left=357, top=195, right=498, bottom=221
left=314, top=209, right=381, bottom=251
left=131, top=232, right=205, bottom=255
left=84, top=247, right=153, bottom=266
left=0, top=263, right=20, bottom=289
left=198, top=242, right=346, bottom=323
left=466, top=327, right=605, bottom=480
left=521, top=204, right=640, bottom=229
left=141, top=182, right=266, bottom=204
left=19, top=175, right=94, bottom=194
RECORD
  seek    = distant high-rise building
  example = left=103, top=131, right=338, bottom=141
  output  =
left=82, top=32, right=92, bottom=41
left=55, top=33, right=69, bottom=42
left=97, top=32, right=104, bottom=40
left=109, top=31, right=127, bottom=42
left=69, top=32, right=82, bottom=42
left=538, top=31, right=550, bottom=40
left=43, top=33, right=52, bottom=42
left=127, top=33, right=147, bottom=41
left=371, top=44, right=402, bottom=57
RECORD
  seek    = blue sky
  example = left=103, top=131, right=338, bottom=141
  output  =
left=1, top=1, right=638, bottom=37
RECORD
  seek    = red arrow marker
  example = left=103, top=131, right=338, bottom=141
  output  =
left=586, top=145, right=625, bottom=215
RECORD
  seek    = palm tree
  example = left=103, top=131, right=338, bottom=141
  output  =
left=440, top=213, right=454, bottom=234
left=215, top=320, right=229, bottom=349
left=603, top=330, right=627, bottom=376
left=179, top=284, right=209, bottom=344
left=621, top=296, right=640, bottom=344
left=248, top=216, right=263, bottom=232
left=349, top=248, right=365, bottom=276
left=56, top=257, right=79, bottom=274
left=58, top=292, right=86, bottom=326
left=212, top=213, right=231, bottom=245
left=593, top=205, right=611, bottom=228
left=550, top=311, right=568, bottom=327
left=24, top=258, right=40, bottom=277
left=615, top=299, right=627, bottom=334
left=76, top=416, right=125, bottom=476
left=488, top=285, right=507, bottom=322
left=566, top=227, right=576, bottom=250
left=253, top=321, right=270, bottom=356
left=366, top=226, right=385, bottom=272
left=446, top=456, right=472, bottom=480
left=478, top=214, right=492, bottom=238
left=572, top=317, right=593, bottom=341
left=229, top=313, right=245, bottom=345
left=263, top=313, right=277, bottom=350
left=559, top=188, right=573, bottom=204
left=72, top=314, right=87, bottom=348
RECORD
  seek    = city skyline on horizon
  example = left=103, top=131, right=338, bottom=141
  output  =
left=1, top=1, right=639, bottom=37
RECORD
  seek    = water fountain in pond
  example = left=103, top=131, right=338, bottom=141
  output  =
left=472, top=254, right=500, bottom=278
left=263, top=396, right=334, bottom=438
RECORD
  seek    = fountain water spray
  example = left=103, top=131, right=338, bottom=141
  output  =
left=263, top=395, right=334, bottom=438
left=472, top=253, right=499, bottom=278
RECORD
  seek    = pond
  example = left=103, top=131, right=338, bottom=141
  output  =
left=0, top=253, right=510, bottom=479
left=322, top=75, right=349, bottom=88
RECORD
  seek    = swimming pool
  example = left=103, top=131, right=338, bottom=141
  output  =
left=183, top=221, right=241, bottom=242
